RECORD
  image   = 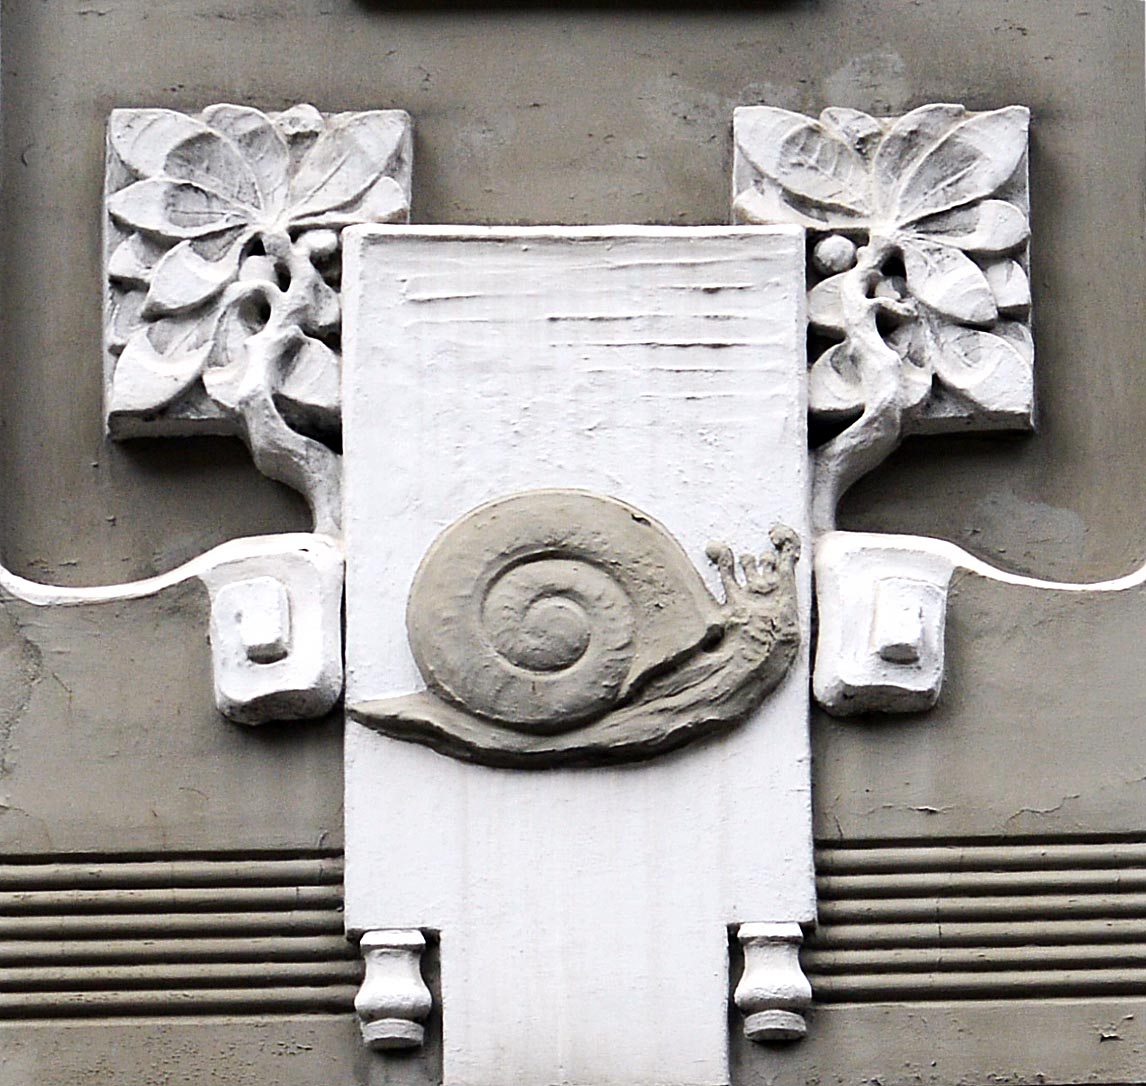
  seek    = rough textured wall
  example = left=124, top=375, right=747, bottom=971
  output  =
left=0, top=0, right=1142, bottom=583
left=0, top=3, right=1144, bottom=1084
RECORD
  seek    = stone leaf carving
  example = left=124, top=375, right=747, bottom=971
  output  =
left=351, top=489, right=801, bottom=767
left=733, top=104, right=1031, bottom=532
left=104, top=104, right=413, bottom=534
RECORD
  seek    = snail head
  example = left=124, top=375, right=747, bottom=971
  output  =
left=705, top=525, right=800, bottom=611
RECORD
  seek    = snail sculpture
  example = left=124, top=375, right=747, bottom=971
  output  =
left=351, top=489, right=801, bottom=768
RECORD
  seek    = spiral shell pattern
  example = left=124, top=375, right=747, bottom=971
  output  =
left=353, top=488, right=801, bottom=767
left=405, top=490, right=722, bottom=736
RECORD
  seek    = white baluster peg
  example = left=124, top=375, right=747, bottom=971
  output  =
left=354, top=929, right=432, bottom=1050
left=733, top=921, right=812, bottom=1042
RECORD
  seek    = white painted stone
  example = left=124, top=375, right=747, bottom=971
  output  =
left=733, top=922, right=812, bottom=1042
left=355, top=929, right=433, bottom=1050
left=870, top=576, right=935, bottom=664
left=732, top=104, right=1032, bottom=533
left=217, top=575, right=291, bottom=664
left=201, top=536, right=344, bottom=725
left=103, top=105, right=413, bottom=533
left=814, top=533, right=955, bottom=715
left=341, top=226, right=814, bottom=1086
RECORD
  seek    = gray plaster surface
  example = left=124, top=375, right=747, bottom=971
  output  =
left=733, top=996, right=1146, bottom=1085
left=0, top=579, right=343, bottom=855
left=0, top=1017, right=377, bottom=1086
left=0, top=3, right=1143, bottom=1082
left=0, top=1, right=1141, bottom=581
left=813, top=569, right=1146, bottom=840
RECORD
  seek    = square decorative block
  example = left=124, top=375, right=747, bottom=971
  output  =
left=733, top=104, right=1032, bottom=436
left=103, top=104, right=412, bottom=441
left=340, top=226, right=814, bottom=1086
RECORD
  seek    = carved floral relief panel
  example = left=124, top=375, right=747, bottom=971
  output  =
left=57, top=82, right=1144, bottom=1086
left=104, top=105, right=412, bottom=533
left=734, top=104, right=1032, bottom=533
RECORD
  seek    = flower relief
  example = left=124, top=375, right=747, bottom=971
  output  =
left=733, top=104, right=1033, bottom=529
left=104, top=104, right=412, bottom=534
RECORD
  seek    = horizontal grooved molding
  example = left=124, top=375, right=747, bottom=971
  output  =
left=0, top=885, right=344, bottom=915
left=816, top=841, right=1146, bottom=873
left=819, top=868, right=1146, bottom=898
left=0, top=857, right=346, bottom=890
left=0, top=911, right=344, bottom=939
left=0, top=852, right=358, bottom=1020
left=809, top=838, right=1146, bottom=1002
left=0, top=936, right=354, bottom=965
left=17, top=841, right=1146, bottom=1015
left=0, top=987, right=361, bottom=1019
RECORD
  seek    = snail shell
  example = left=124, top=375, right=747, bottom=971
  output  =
left=405, top=489, right=724, bottom=736
left=352, top=488, right=801, bottom=768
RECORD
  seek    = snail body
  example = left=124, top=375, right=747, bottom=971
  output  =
left=352, top=489, right=800, bottom=768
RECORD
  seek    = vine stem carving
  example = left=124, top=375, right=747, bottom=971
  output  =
left=210, top=232, right=342, bottom=535
left=811, top=235, right=916, bottom=536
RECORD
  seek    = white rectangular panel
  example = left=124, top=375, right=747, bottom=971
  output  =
left=341, top=226, right=812, bottom=1086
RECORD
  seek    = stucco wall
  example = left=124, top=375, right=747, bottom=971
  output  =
left=0, top=0, right=1141, bottom=583
left=0, top=3, right=1143, bottom=1084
